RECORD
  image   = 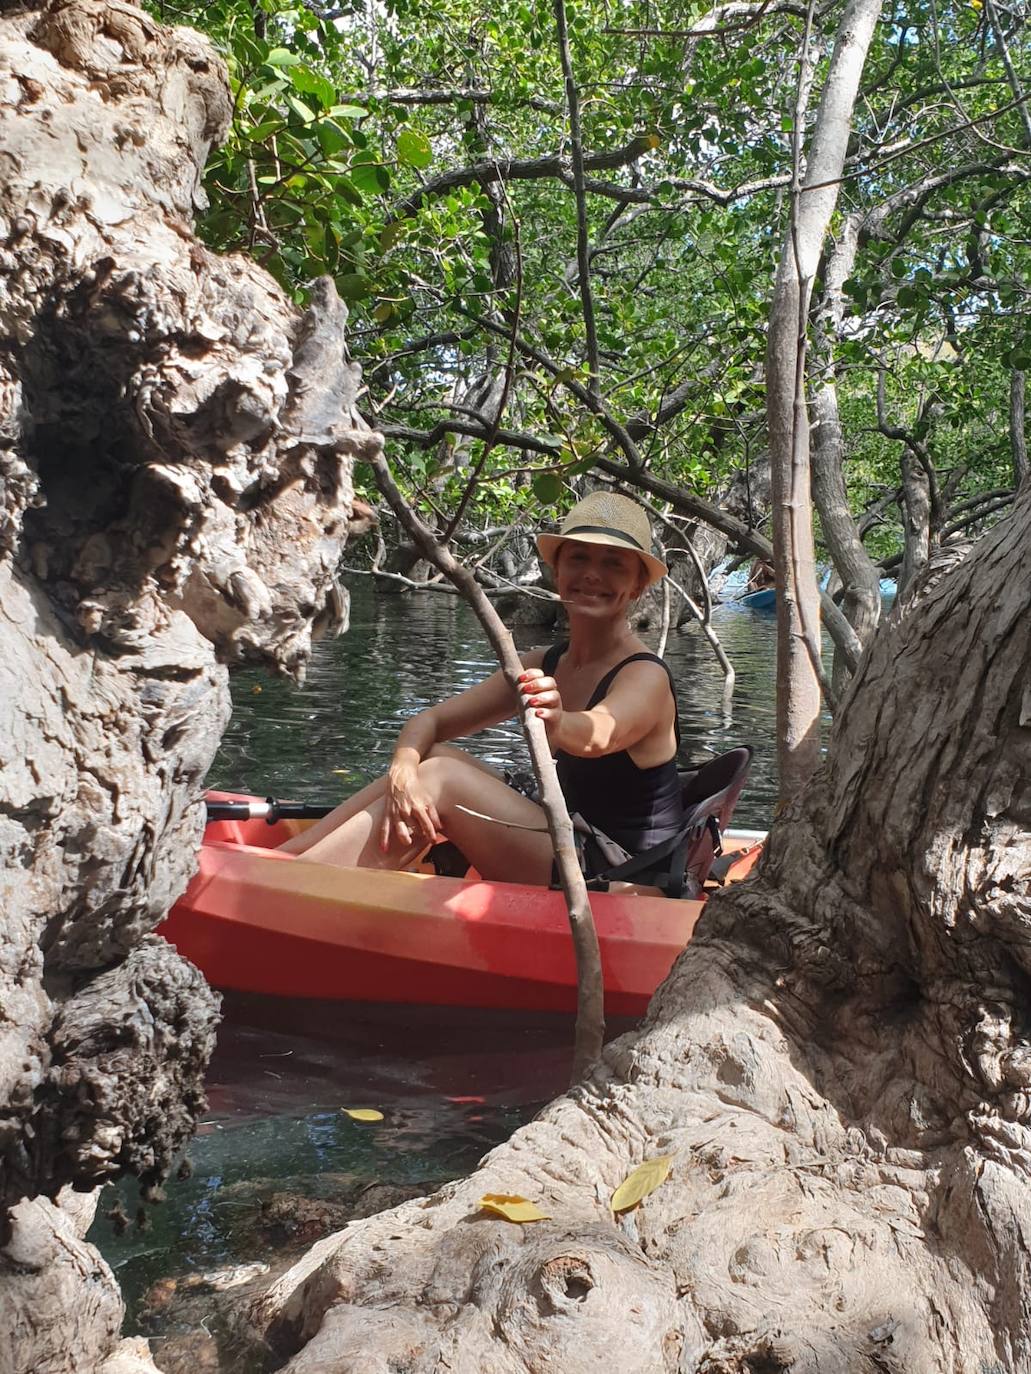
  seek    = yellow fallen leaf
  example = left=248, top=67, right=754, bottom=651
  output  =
left=610, top=1155, right=674, bottom=1214
left=479, top=1194, right=550, bottom=1223
left=342, top=1108, right=384, bottom=1122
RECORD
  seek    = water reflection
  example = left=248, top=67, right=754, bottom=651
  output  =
left=90, top=1002, right=581, bottom=1324
left=211, top=580, right=783, bottom=828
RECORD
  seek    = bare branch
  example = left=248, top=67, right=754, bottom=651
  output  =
left=390, top=134, right=661, bottom=218
left=355, top=86, right=561, bottom=115
left=379, top=417, right=558, bottom=456
left=553, top=0, right=601, bottom=397
left=603, top=0, right=805, bottom=39
left=983, top=0, right=1031, bottom=146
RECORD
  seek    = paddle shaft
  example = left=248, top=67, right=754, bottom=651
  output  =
left=205, top=799, right=333, bottom=824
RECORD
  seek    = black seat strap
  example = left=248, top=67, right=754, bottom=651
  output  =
left=586, top=818, right=706, bottom=889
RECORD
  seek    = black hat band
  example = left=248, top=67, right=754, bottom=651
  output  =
left=561, top=524, right=646, bottom=552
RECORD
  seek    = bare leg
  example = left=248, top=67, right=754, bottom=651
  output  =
left=277, top=773, right=389, bottom=854
left=277, top=744, right=507, bottom=856
left=293, top=753, right=555, bottom=886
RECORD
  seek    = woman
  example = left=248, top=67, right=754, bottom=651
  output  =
left=280, top=492, right=685, bottom=886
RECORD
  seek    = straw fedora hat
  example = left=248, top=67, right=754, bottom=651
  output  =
left=536, top=491, right=667, bottom=588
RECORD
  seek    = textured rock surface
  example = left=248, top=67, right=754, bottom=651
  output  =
left=0, top=1, right=379, bottom=1369
left=246, top=495, right=1031, bottom=1370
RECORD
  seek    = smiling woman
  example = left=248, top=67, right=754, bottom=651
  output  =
left=279, top=492, right=687, bottom=887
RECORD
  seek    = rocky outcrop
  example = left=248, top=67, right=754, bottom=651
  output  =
left=0, top=1, right=378, bottom=1368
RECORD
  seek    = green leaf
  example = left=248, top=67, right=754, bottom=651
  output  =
left=379, top=222, right=405, bottom=251
left=397, top=128, right=433, bottom=169
left=329, top=104, right=368, bottom=120
left=351, top=162, right=391, bottom=195
left=335, top=273, right=371, bottom=299
left=532, top=472, right=564, bottom=503
left=266, top=47, right=301, bottom=67
left=290, top=66, right=336, bottom=110
left=333, top=177, right=364, bottom=207
left=316, top=122, right=350, bottom=156
left=251, top=79, right=288, bottom=102
left=285, top=94, right=316, bottom=124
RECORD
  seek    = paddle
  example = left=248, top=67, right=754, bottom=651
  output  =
left=204, top=797, right=334, bottom=824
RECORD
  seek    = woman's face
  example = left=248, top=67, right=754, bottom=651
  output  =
left=553, top=540, right=648, bottom=617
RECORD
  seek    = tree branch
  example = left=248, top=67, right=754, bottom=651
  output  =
left=1011, top=371, right=1028, bottom=489
left=553, top=0, right=601, bottom=397
left=390, top=134, right=660, bottom=218
left=355, top=86, right=561, bottom=115
left=379, top=418, right=559, bottom=456
left=368, top=453, right=604, bottom=1081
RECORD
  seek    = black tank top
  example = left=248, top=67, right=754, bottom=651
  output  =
left=541, top=642, right=685, bottom=853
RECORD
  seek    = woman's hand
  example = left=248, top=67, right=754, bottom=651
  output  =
left=516, top=669, right=563, bottom=728
left=380, top=763, right=441, bottom=852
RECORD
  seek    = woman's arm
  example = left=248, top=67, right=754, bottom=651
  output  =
left=518, top=660, right=673, bottom=760
left=383, top=649, right=546, bottom=847
left=393, top=646, right=546, bottom=762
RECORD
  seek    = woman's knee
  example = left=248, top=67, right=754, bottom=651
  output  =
left=417, top=753, right=492, bottom=807
left=416, top=753, right=461, bottom=795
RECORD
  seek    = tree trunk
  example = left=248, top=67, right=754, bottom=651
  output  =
left=0, top=2, right=373, bottom=1369
left=1012, top=370, right=1028, bottom=490
left=811, top=379, right=882, bottom=685
left=765, top=0, right=884, bottom=798
left=810, top=214, right=882, bottom=681
left=247, top=488, right=1031, bottom=1374
left=899, top=450, right=933, bottom=596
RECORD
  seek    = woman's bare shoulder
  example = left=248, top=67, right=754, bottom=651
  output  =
left=521, top=645, right=550, bottom=668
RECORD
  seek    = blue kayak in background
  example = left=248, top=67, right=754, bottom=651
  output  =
left=737, top=587, right=777, bottom=610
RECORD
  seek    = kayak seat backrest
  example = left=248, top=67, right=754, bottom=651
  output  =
left=578, top=745, right=753, bottom=899
left=676, top=746, right=752, bottom=892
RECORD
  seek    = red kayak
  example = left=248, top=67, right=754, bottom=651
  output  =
left=158, top=792, right=764, bottom=1016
